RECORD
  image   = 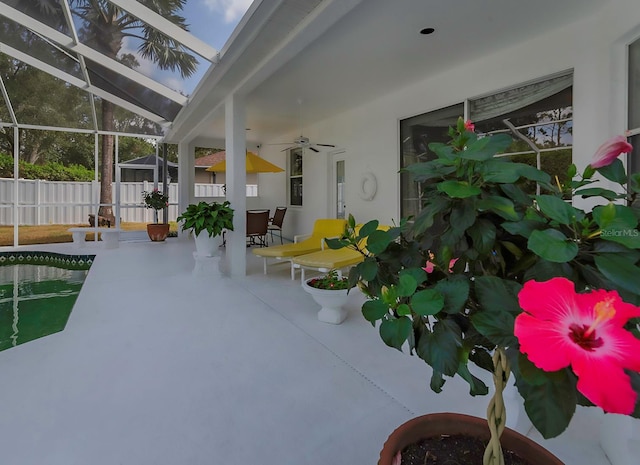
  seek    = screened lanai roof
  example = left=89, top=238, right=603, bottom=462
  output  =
left=0, top=0, right=221, bottom=136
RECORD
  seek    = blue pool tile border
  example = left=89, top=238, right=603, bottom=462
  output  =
left=0, top=251, right=95, bottom=270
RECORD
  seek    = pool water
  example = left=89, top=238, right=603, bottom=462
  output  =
left=0, top=252, right=94, bottom=352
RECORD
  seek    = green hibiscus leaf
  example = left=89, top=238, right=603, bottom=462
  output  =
left=380, top=316, right=412, bottom=350
left=528, top=229, right=578, bottom=262
left=592, top=203, right=617, bottom=229
left=502, top=220, right=544, bottom=238
left=480, top=160, right=520, bottom=183
left=396, top=274, right=418, bottom=297
left=362, top=299, right=388, bottom=323
left=360, top=257, right=379, bottom=281
left=517, top=369, right=577, bottom=439
left=399, top=267, right=428, bottom=287
left=594, top=254, right=640, bottom=294
left=437, top=180, right=482, bottom=198
left=517, top=353, right=550, bottom=386
left=574, top=187, right=621, bottom=201
left=358, top=219, right=380, bottom=237
left=457, top=362, right=489, bottom=396
left=396, top=303, right=411, bottom=316
left=468, top=218, right=496, bottom=255
left=474, top=276, right=523, bottom=315
left=477, top=196, right=520, bottom=221
left=412, top=289, right=445, bottom=316
left=365, top=229, right=394, bottom=255
left=459, top=133, right=512, bottom=161
left=535, top=195, right=585, bottom=225
left=417, top=319, right=462, bottom=376
left=435, top=275, right=470, bottom=314
left=430, top=370, right=446, bottom=393
left=471, top=311, right=517, bottom=347
left=413, top=196, right=450, bottom=235
left=597, top=158, right=627, bottom=184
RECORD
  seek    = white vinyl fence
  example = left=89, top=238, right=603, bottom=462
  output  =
left=0, top=178, right=258, bottom=225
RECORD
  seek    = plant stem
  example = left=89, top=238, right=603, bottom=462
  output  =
left=483, top=347, right=510, bottom=465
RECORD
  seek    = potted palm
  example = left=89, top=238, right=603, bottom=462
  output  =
left=177, top=201, right=234, bottom=257
left=327, top=118, right=640, bottom=464
left=301, top=270, right=354, bottom=324
left=142, top=189, right=170, bottom=241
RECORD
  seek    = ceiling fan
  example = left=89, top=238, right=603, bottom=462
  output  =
left=266, top=99, right=336, bottom=152
left=269, top=135, right=336, bottom=153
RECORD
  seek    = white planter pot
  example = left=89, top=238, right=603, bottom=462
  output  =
left=302, top=278, right=350, bottom=324
left=194, top=231, right=223, bottom=257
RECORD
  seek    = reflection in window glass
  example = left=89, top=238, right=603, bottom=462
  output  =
left=399, top=104, right=463, bottom=218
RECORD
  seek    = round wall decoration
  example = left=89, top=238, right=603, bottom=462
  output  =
left=359, top=172, right=377, bottom=201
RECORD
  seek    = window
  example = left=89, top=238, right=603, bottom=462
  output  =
left=289, top=148, right=303, bottom=206
left=400, top=73, right=573, bottom=217
left=400, top=104, right=463, bottom=218
left=628, top=37, right=640, bottom=185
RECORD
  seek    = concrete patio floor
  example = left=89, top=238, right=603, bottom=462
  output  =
left=0, top=237, right=611, bottom=465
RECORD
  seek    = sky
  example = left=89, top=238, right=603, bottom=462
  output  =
left=169, top=0, right=254, bottom=94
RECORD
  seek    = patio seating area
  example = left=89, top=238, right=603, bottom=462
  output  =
left=0, top=237, right=611, bottom=465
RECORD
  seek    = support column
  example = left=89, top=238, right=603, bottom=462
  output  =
left=177, top=140, right=195, bottom=236
left=225, top=93, right=247, bottom=277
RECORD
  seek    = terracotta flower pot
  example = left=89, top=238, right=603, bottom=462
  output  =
left=147, top=223, right=169, bottom=242
left=379, top=413, right=563, bottom=465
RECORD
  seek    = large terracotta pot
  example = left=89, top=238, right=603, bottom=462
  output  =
left=379, top=413, right=563, bottom=465
left=147, top=223, right=169, bottom=242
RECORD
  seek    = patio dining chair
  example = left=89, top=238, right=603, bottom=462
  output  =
left=246, top=209, right=270, bottom=247
left=267, top=207, right=287, bottom=244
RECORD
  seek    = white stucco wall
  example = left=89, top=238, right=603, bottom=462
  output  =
left=257, top=0, right=640, bottom=236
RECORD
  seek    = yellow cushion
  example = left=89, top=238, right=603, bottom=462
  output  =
left=252, top=218, right=347, bottom=258
left=291, top=223, right=391, bottom=269
left=292, top=248, right=363, bottom=269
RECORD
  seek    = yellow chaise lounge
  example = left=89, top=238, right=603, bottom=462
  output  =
left=252, top=218, right=347, bottom=279
left=291, top=224, right=390, bottom=282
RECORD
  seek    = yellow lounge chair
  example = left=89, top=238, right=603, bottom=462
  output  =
left=252, top=218, right=347, bottom=278
left=292, top=224, right=391, bottom=281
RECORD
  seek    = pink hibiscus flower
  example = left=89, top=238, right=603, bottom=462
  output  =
left=464, top=120, right=475, bottom=132
left=422, top=258, right=458, bottom=274
left=590, top=135, right=633, bottom=169
left=514, top=277, right=640, bottom=414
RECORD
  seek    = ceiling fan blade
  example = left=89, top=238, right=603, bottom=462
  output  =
left=280, top=146, right=296, bottom=152
left=315, top=144, right=336, bottom=147
left=309, top=146, right=320, bottom=153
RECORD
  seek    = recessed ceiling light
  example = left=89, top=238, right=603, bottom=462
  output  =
left=420, top=27, right=435, bottom=35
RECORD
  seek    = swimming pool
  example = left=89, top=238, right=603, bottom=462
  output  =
left=0, top=252, right=94, bottom=352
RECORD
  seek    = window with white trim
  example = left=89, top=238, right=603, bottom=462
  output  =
left=288, top=147, right=303, bottom=206
left=628, top=37, right=640, bottom=184
left=400, top=73, right=573, bottom=217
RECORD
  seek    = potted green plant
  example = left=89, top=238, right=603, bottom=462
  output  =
left=142, top=189, right=170, bottom=241
left=301, top=270, right=354, bottom=324
left=328, top=118, right=640, bottom=465
left=177, top=201, right=234, bottom=257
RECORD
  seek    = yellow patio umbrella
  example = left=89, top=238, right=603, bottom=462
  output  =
left=205, top=151, right=284, bottom=173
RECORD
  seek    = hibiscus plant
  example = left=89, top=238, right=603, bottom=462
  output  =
left=327, top=118, right=640, bottom=465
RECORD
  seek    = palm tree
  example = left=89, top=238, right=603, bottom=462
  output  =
left=16, top=0, right=197, bottom=221
left=69, top=0, right=197, bottom=222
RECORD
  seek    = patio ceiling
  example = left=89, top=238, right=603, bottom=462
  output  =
left=0, top=0, right=607, bottom=144
left=167, top=0, right=605, bottom=146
